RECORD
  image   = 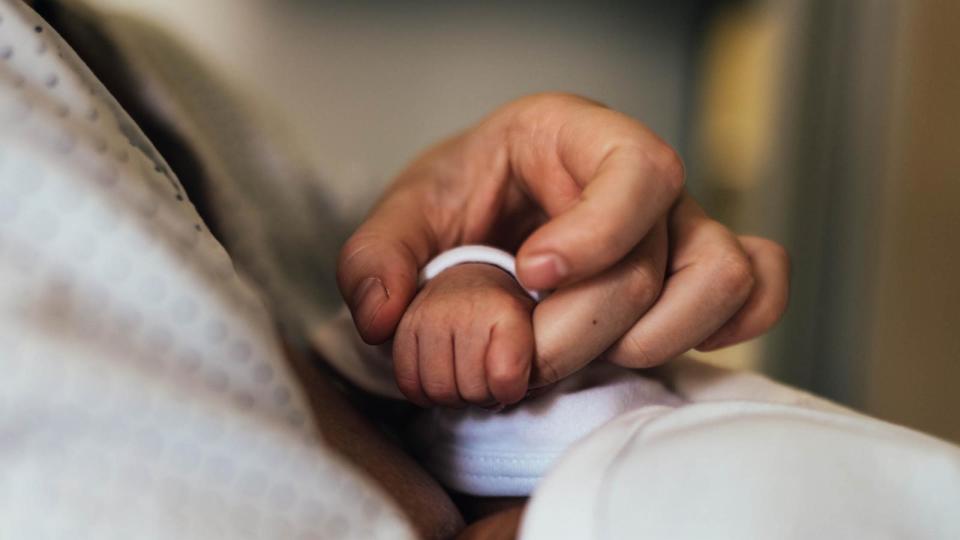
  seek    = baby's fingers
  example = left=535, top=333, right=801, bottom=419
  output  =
left=486, top=316, right=534, bottom=405
left=419, top=330, right=466, bottom=408
left=393, top=321, right=431, bottom=407
left=454, top=329, right=495, bottom=405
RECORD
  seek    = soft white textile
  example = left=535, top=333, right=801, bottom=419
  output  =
left=520, top=358, right=960, bottom=539
left=0, top=2, right=412, bottom=538
left=408, top=363, right=683, bottom=495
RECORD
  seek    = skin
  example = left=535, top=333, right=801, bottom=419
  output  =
left=338, top=93, right=790, bottom=394
left=394, top=263, right=536, bottom=407
left=455, top=505, right=526, bottom=540
left=317, top=95, right=791, bottom=537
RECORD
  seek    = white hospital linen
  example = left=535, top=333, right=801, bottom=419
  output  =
left=0, top=2, right=412, bottom=538
left=520, top=359, right=960, bottom=539
left=408, top=363, right=683, bottom=495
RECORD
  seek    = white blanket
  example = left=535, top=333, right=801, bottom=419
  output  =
left=523, top=358, right=960, bottom=539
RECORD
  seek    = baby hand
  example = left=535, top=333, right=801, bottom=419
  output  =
left=393, top=263, right=536, bottom=408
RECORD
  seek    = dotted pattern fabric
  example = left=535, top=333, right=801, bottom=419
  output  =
left=90, top=7, right=353, bottom=337
left=0, top=2, right=412, bottom=538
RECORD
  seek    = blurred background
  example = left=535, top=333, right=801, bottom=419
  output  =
left=74, top=0, right=959, bottom=441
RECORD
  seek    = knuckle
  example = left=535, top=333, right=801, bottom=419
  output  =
left=757, top=305, right=785, bottom=333
left=523, top=91, right=590, bottom=109
left=648, top=142, right=686, bottom=194
left=482, top=288, right=520, bottom=312
left=712, top=253, right=755, bottom=304
left=508, top=93, right=604, bottom=134
left=615, top=334, right=661, bottom=368
left=336, top=232, right=370, bottom=271
left=335, top=240, right=360, bottom=288
left=768, top=241, right=791, bottom=272
left=531, top=349, right=562, bottom=387
left=623, top=259, right=664, bottom=307
left=744, top=236, right=790, bottom=274
left=496, top=295, right=534, bottom=322
left=340, top=231, right=365, bottom=252
left=752, top=237, right=789, bottom=263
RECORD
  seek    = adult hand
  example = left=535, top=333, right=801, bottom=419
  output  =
left=532, top=191, right=790, bottom=386
left=337, top=93, right=789, bottom=398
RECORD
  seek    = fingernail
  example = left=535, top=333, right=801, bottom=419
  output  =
left=353, top=277, right=387, bottom=333
left=519, top=252, right=568, bottom=288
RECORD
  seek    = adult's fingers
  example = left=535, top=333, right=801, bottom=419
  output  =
left=337, top=188, right=438, bottom=344
left=501, top=95, right=684, bottom=290
left=340, top=94, right=686, bottom=340
left=697, top=236, right=790, bottom=351
left=605, top=195, right=755, bottom=368
left=529, top=221, right=668, bottom=387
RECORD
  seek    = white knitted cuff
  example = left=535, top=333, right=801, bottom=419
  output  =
left=418, top=245, right=543, bottom=301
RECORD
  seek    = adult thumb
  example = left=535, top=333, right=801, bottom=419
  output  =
left=336, top=191, right=437, bottom=344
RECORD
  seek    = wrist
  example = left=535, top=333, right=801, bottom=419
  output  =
left=420, top=245, right=543, bottom=301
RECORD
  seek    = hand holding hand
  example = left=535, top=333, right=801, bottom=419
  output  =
left=337, top=94, right=789, bottom=388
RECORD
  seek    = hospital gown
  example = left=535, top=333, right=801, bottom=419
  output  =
left=0, top=2, right=412, bottom=538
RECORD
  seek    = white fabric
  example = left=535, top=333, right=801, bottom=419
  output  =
left=89, top=1, right=353, bottom=337
left=419, top=245, right=542, bottom=301
left=0, top=2, right=413, bottom=538
left=520, top=359, right=960, bottom=539
left=408, top=363, right=682, bottom=495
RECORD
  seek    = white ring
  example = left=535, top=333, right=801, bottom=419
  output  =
left=419, top=245, right=542, bottom=301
